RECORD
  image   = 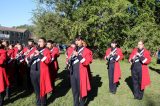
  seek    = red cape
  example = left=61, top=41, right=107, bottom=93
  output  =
left=40, top=48, right=53, bottom=97
left=6, top=49, right=16, bottom=83
left=25, top=47, right=37, bottom=59
left=66, top=46, right=74, bottom=63
left=129, top=48, right=151, bottom=90
left=51, top=47, right=60, bottom=72
left=104, top=48, right=124, bottom=83
left=7, top=49, right=15, bottom=59
left=79, top=47, right=93, bottom=98
left=23, top=47, right=28, bottom=53
left=49, top=47, right=60, bottom=82
left=0, top=49, right=9, bottom=93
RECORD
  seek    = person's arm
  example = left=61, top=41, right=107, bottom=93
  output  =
left=78, top=49, right=93, bottom=66
left=139, top=50, right=151, bottom=65
left=41, top=49, right=51, bottom=64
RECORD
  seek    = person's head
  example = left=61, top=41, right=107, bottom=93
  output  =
left=28, top=39, right=34, bottom=46
left=38, top=37, right=46, bottom=48
left=137, top=40, right=144, bottom=50
left=16, top=41, right=20, bottom=45
left=8, top=44, right=14, bottom=49
left=2, top=40, right=9, bottom=47
left=70, top=40, right=76, bottom=48
left=0, top=40, right=4, bottom=49
left=47, top=40, right=53, bottom=49
left=52, top=41, right=57, bottom=47
left=17, top=44, right=23, bottom=51
left=75, top=36, right=84, bottom=47
left=111, top=40, right=117, bottom=48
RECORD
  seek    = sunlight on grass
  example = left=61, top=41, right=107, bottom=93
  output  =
left=5, top=54, right=160, bottom=106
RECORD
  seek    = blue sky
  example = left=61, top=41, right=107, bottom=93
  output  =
left=0, top=0, right=36, bottom=27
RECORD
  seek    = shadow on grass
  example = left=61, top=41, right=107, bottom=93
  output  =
left=47, top=69, right=71, bottom=105
left=149, top=66, right=160, bottom=74
left=145, top=94, right=155, bottom=106
left=125, top=76, right=134, bottom=95
left=86, top=74, right=102, bottom=105
left=4, top=87, right=33, bottom=105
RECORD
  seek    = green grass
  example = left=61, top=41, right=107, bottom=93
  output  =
left=5, top=54, right=160, bottom=106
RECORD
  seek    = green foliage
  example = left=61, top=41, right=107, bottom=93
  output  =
left=33, top=0, right=160, bottom=58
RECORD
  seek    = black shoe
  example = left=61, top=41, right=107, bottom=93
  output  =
left=110, top=91, right=116, bottom=94
left=134, top=96, right=138, bottom=99
left=134, top=96, right=142, bottom=100
left=137, top=97, right=143, bottom=100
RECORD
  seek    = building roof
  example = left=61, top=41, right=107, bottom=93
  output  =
left=0, top=26, right=28, bottom=33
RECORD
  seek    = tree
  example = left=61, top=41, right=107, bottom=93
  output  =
left=33, top=0, right=160, bottom=58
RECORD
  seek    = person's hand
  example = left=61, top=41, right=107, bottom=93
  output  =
left=111, top=52, right=116, bottom=56
left=129, top=60, right=132, bottom=64
left=136, top=53, right=140, bottom=57
left=34, top=50, right=40, bottom=56
left=30, top=53, right=34, bottom=58
left=24, top=50, right=29, bottom=55
left=73, top=51, right=78, bottom=56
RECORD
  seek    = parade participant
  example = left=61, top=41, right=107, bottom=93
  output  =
left=65, top=41, right=76, bottom=69
left=0, top=41, right=9, bottom=106
left=46, top=40, right=56, bottom=87
left=5, top=44, right=15, bottom=100
left=129, top=40, right=151, bottom=100
left=104, top=40, right=123, bottom=94
left=15, top=44, right=26, bottom=86
left=65, top=41, right=76, bottom=85
left=51, top=42, right=60, bottom=79
left=156, top=48, right=160, bottom=64
left=2, top=40, right=9, bottom=50
left=24, top=39, right=36, bottom=89
left=70, top=36, right=93, bottom=106
left=6, top=44, right=15, bottom=83
left=29, top=37, right=52, bottom=106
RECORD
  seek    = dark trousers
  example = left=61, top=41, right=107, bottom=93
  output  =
left=30, top=70, right=46, bottom=106
left=0, top=92, right=4, bottom=106
left=70, top=64, right=86, bottom=106
left=131, top=62, right=144, bottom=99
left=27, top=66, right=32, bottom=90
left=108, top=63, right=117, bottom=93
left=5, top=87, right=10, bottom=99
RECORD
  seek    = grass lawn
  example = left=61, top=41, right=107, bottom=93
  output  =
left=4, top=54, right=160, bottom=106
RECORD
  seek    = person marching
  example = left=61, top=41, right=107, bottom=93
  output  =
left=46, top=40, right=56, bottom=87
left=104, top=40, right=123, bottom=94
left=156, top=48, right=160, bottom=64
left=15, top=44, right=26, bottom=86
left=66, top=41, right=76, bottom=64
left=51, top=42, right=60, bottom=80
left=129, top=40, right=151, bottom=100
left=28, top=37, right=52, bottom=106
left=65, top=41, right=76, bottom=86
left=70, top=36, right=93, bottom=106
left=24, top=39, right=36, bottom=89
left=0, top=41, right=9, bottom=106
left=5, top=44, right=16, bottom=100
